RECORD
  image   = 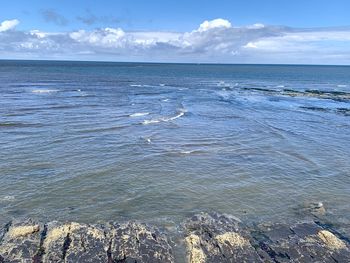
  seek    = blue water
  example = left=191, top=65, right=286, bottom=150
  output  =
left=0, top=60, right=349, bottom=228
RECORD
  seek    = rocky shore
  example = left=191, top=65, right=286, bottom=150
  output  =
left=1, top=213, right=350, bottom=263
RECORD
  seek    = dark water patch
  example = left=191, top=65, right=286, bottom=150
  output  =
left=242, top=87, right=277, bottom=93
left=77, top=124, right=131, bottom=134
left=300, top=106, right=330, bottom=112
left=336, top=108, right=350, bottom=116
left=300, top=106, right=350, bottom=116
left=284, top=89, right=350, bottom=101
left=0, top=122, right=45, bottom=128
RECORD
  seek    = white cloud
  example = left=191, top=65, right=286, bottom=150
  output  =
left=247, top=23, right=265, bottom=29
left=197, top=18, right=232, bottom=32
left=0, top=19, right=19, bottom=32
left=70, top=28, right=126, bottom=47
left=0, top=18, right=350, bottom=64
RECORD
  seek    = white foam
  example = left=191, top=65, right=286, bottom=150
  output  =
left=32, top=89, right=58, bottom=93
left=159, top=83, right=166, bottom=87
left=162, top=99, right=170, bottom=102
left=277, top=85, right=285, bottom=88
left=143, top=119, right=161, bottom=125
left=337, top=84, right=347, bottom=88
left=129, top=112, right=150, bottom=117
left=180, top=150, right=195, bottom=154
left=142, top=109, right=186, bottom=125
left=0, top=195, right=15, bottom=202
left=130, top=84, right=142, bottom=87
left=167, top=111, right=185, bottom=121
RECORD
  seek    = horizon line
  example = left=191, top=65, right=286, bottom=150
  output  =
left=1, top=58, right=349, bottom=67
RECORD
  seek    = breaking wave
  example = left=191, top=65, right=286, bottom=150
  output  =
left=129, top=112, right=150, bottom=117
left=142, top=109, right=186, bottom=125
left=32, top=89, right=58, bottom=93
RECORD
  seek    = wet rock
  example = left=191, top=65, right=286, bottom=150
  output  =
left=305, top=201, right=326, bottom=216
left=65, top=223, right=109, bottom=263
left=109, top=221, right=174, bottom=263
left=42, top=222, right=111, bottom=263
left=0, top=219, right=174, bottom=263
left=0, top=219, right=41, bottom=263
left=42, top=221, right=76, bottom=262
left=184, top=213, right=262, bottom=263
left=253, top=221, right=350, bottom=262
left=1, top=215, right=350, bottom=262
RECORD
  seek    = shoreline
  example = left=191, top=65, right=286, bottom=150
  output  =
left=1, top=212, right=349, bottom=262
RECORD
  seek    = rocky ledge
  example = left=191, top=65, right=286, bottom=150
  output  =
left=1, top=213, right=350, bottom=263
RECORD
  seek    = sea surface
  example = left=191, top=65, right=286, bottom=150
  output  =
left=0, top=60, right=349, bottom=229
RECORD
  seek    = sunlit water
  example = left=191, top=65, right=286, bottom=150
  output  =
left=0, top=61, right=349, bottom=230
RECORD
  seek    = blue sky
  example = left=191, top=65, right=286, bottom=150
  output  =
left=3, top=0, right=350, bottom=31
left=1, top=0, right=350, bottom=64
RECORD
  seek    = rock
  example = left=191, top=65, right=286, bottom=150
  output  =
left=299, top=201, right=327, bottom=218
left=0, top=219, right=174, bottom=263
left=0, top=219, right=42, bottom=263
left=42, top=221, right=76, bottom=262
left=184, top=213, right=262, bottom=263
left=1, top=215, right=350, bottom=262
left=42, top=222, right=110, bottom=263
left=65, top=223, right=110, bottom=263
left=252, top=221, right=350, bottom=262
left=109, top=221, right=174, bottom=263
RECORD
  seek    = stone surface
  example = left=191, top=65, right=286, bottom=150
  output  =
left=251, top=221, right=350, bottom=263
left=0, top=219, right=42, bottom=263
left=184, top=213, right=262, bottom=263
left=109, top=221, right=174, bottom=262
left=42, top=222, right=110, bottom=263
left=0, top=220, right=174, bottom=263
left=184, top=213, right=350, bottom=263
left=1, top=214, right=350, bottom=262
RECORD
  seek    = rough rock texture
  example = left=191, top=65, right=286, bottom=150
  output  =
left=42, top=222, right=110, bottom=263
left=251, top=221, right=350, bottom=262
left=109, top=221, right=174, bottom=262
left=184, top=213, right=350, bottom=263
left=1, top=214, right=350, bottom=263
left=184, top=213, right=262, bottom=263
left=0, top=219, right=42, bottom=263
left=0, top=220, right=174, bottom=263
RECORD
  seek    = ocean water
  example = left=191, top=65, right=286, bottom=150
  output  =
left=0, top=60, right=349, bottom=229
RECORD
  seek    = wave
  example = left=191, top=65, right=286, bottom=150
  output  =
left=300, top=106, right=350, bottom=116
left=32, top=89, right=58, bottom=93
left=142, top=109, right=186, bottom=125
left=0, top=122, right=43, bottom=128
left=129, top=112, right=150, bottom=117
left=179, top=150, right=204, bottom=155
left=0, top=195, right=15, bottom=202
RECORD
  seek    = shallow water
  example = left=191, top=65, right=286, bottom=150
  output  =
left=0, top=61, right=349, bottom=229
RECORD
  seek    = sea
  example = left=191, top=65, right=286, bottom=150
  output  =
left=0, top=60, right=349, bottom=231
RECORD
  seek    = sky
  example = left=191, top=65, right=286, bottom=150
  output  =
left=1, top=0, right=350, bottom=64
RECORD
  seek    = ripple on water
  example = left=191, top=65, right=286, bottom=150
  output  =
left=31, top=89, right=59, bottom=93
left=142, top=109, right=186, bottom=125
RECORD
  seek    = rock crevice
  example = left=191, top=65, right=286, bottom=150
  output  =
left=1, top=213, right=350, bottom=262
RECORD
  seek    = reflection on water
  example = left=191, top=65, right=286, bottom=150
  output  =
left=0, top=61, right=349, bottom=229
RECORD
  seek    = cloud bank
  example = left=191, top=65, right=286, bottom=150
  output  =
left=0, top=19, right=19, bottom=32
left=1, top=18, right=350, bottom=64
